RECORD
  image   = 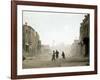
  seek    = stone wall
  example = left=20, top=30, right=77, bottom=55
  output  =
left=79, top=14, right=90, bottom=57
left=23, top=22, right=41, bottom=57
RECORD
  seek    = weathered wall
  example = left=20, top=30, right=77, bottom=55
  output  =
left=23, top=23, right=41, bottom=57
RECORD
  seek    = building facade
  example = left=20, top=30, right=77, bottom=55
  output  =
left=23, top=22, right=41, bottom=57
left=79, top=14, right=90, bottom=57
left=71, top=40, right=81, bottom=57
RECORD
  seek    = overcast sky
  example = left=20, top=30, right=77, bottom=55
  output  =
left=23, top=11, right=86, bottom=46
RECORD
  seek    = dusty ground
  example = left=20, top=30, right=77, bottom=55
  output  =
left=23, top=52, right=89, bottom=69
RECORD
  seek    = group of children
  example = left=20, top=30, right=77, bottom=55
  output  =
left=51, top=50, right=65, bottom=61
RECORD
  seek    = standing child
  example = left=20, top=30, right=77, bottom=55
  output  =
left=52, top=50, right=56, bottom=61
left=62, top=51, right=65, bottom=59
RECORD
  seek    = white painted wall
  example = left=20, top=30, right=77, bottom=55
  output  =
left=0, top=0, right=100, bottom=80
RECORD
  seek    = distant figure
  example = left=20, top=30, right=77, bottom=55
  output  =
left=56, top=50, right=59, bottom=59
left=62, top=51, right=65, bottom=59
left=23, top=56, right=26, bottom=61
left=52, top=50, right=56, bottom=61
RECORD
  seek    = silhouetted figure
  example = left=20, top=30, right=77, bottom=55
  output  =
left=62, top=51, right=65, bottom=59
left=83, top=37, right=89, bottom=57
left=56, top=50, right=59, bottom=59
left=23, top=56, right=26, bottom=61
left=52, top=50, right=56, bottom=61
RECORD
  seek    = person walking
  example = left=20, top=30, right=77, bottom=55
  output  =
left=52, top=50, right=56, bottom=61
left=56, top=50, right=59, bottom=59
left=62, top=51, right=65, bottom=59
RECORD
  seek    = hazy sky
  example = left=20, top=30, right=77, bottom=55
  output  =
left=23, top=11, right=86, bottom=46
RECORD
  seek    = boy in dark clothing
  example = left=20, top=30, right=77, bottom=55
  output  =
left=56, top=50, right=59, bottom=59
left=52, top=50, right=56, bottom=61
left=62, top=51, right=65, bottom=59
